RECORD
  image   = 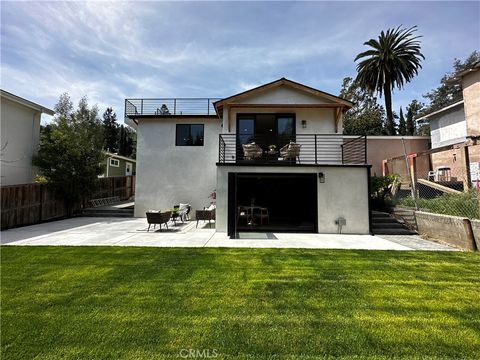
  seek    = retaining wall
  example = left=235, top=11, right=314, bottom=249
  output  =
left=415, top=211, right=477, bottom=251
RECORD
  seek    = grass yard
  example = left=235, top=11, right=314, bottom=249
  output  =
left=1, top=247, right=480, bottom=359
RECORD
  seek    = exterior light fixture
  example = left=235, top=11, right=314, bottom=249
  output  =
left=318, top=172, right=325, bottom=183
left=301, top=120, right=307, bottom=128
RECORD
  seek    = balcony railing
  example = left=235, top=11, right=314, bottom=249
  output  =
left=125, top=98, right=221, bottom=119
left=218, top=134, right=367, bottom=165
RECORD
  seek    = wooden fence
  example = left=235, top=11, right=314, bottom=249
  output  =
left=1, top=176, right=135, bottom=230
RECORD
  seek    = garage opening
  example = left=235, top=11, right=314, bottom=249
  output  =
left=228, top=173, right=317, bottom=237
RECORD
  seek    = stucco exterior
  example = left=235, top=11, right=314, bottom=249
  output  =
left=428, top=103, right=467, bottom=149
left=129, top=78, right=371, bottom=236
left=461, top=69, right=480, bottom=137
left=134, top=116, right=221, bottom=216
left=344, top=136, right=430, bottom=176
left=0, top=91, right=53, bottom=186
left=216, top=165, right=370, bottom=234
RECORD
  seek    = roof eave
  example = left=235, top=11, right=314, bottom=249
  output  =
left=1, top=89, right=54, bottom=115
left=415, top=100, right=464, bottom=122
left=213, top=78, right=353, bottom=112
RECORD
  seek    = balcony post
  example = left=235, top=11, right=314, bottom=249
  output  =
left=314, top=134, right=318, bottom=164
left=141, top=99, right=143, bottom=115
left=174, top=99, right=177, bottom=115
left=208, top=99, right=210, bottom=115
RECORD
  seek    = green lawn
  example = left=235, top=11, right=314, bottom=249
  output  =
left=1, top=247, right=479, bottom=359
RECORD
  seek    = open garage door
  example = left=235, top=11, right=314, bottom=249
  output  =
left=228, top=173, right=318, bottom=237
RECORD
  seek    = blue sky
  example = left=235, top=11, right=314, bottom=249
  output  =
left=1, top=1, right=479, bottom=124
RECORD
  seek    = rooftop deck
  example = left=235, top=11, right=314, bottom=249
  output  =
left=125, top=98, right=221, bottom=120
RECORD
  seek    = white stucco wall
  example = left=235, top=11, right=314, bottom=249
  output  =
left=134, top=116, right=221, bottom=217
left=235, top=86, right=335, bottom=105
left=429, top=105, right=467, bottom=149
left=222, top=86, right=343, bottom=133
left=0, top=97, right=41, bottom=185
left=216, top=165, right=370, bottom=234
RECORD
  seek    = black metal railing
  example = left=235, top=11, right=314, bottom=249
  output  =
left=341, top=135, right=367, bottom=164
left=124, top=98, right=220, bottom=119
left=218, top=134, right=366, bottom=165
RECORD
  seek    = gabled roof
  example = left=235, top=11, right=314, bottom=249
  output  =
left=415, top=100, right=464, bottom=122
left=1, top=89, right=54, bottom=115
left=105, top=152, right=137, bottom=163
left=213, top=77, right=353, bottom=114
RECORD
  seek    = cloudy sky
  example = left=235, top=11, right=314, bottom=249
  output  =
left=1, top=1, right=479, bottom=124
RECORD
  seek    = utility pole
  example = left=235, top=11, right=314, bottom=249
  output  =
left=402, top=138, right=418, bottom=210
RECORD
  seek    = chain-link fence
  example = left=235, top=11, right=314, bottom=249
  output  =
left=386, top=145, right=480, bottom=220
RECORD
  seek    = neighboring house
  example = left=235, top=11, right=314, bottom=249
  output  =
left=0, top=90, right=54, bottom=186
left=125, top=78, right=373, bottom=236
left=417, top=100, right=466, bottom=149
left=416, top=62, right=480, bottom=172
left=102, top=152, right=136, bottom=177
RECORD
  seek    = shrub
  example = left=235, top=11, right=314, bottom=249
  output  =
left=370, top=174, right=400, bottom=211
left=399, top=188, right=479, bottom=219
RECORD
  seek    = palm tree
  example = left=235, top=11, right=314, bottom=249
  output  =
left=355, top=26, right=424, bottom=135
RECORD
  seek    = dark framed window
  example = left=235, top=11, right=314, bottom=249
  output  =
left=176, top=124, right=204, bottom=146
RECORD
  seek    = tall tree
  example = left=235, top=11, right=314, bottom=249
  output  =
left=398, top=107, right=406, bottom=135
left=118, top=125, right=136, bottom=158
left=406, top=99, right=423, bottom=135
left=354, top=26, right=425, bottom=135
left=33, top=94, right=104, bottom=213
left=102, top=108, right=119, bottom=153
left=339, top=77, right=385, bottom=135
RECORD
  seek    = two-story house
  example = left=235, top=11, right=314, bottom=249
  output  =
left=125, top=78, right=372, bottom=237
left=416, top=63, right=479, bottom=178
left=1, top=90, right=54, bottom=186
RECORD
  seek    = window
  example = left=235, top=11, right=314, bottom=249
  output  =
left=110, top=158, right=120, bottom=167
left=176, top=124, right=204, bottom=146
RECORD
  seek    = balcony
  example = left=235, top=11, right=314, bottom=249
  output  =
left=218, top=134, right=367, bottom=165
left=124, top=98, right=221, bottom=120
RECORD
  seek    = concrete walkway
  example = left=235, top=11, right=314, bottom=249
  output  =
left=1, top=217, right=456, bottom=251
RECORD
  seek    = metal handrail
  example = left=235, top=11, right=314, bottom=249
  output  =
left=124, top=98, right=221, bottom=118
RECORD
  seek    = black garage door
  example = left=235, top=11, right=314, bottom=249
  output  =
left=228, top=173, right=318, bottom=237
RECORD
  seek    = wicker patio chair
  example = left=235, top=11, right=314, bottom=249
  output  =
left=242, top=142, right=263, bottom=160
left=146, top=211, right=172, bottom=232
left=280, top=142, right=301, bottom=163
left=195, top=209, right=216, bottom=228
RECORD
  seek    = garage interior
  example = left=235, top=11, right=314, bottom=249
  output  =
left=228, top=173, right=318, bottom=236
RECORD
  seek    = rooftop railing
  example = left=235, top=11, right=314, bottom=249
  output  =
left=125, top=98, right=221, bottom=119
left=218, top=134, right=367, bottom=165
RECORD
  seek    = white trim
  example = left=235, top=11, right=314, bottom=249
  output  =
left=109, top=158, right=120, bottom=167
left=415, top=101, right=464, bottom=122
left=1, top=89, right=54, bottom=115
left=125, top=162, right=132, bottom=176
left=104, top=152, right=136, bottom=163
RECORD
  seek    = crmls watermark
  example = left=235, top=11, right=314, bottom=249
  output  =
left=179, top=349, right=219, bottom=358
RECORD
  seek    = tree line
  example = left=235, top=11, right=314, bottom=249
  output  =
left=33, top=94, right=136, bottom=212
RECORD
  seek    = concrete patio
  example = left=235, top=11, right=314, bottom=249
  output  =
left=0, top=216, right=456, bottom=250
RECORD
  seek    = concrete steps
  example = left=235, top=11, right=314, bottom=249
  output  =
left=372, top=211, right=417, bottom=235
